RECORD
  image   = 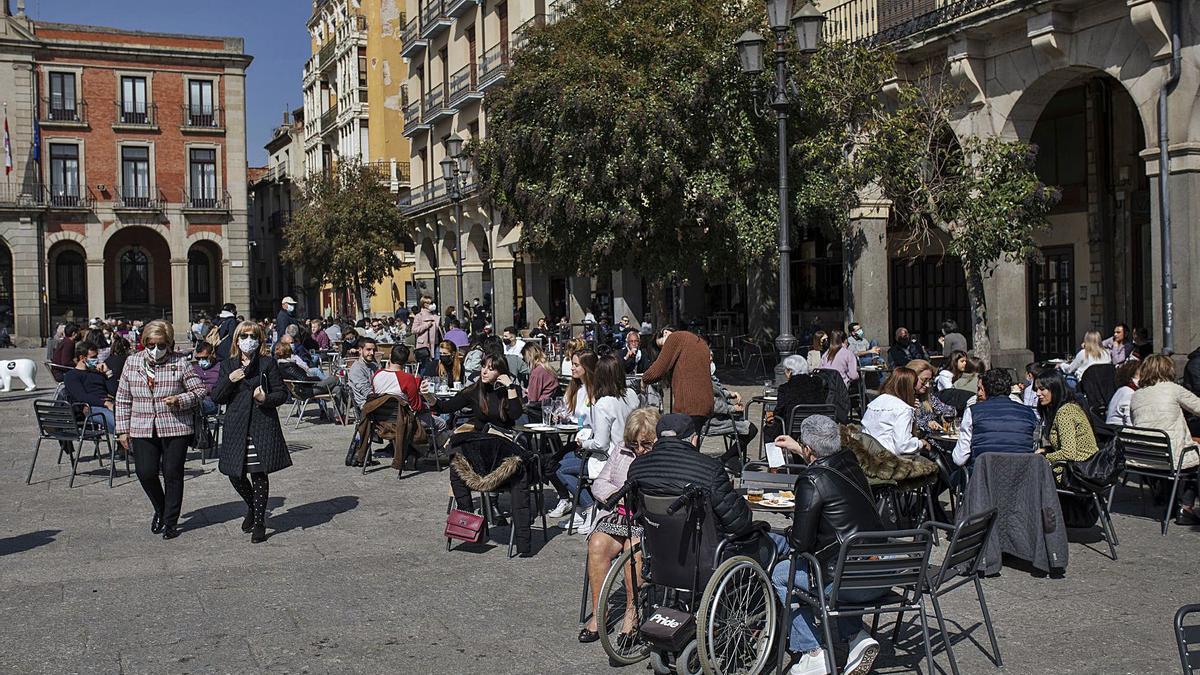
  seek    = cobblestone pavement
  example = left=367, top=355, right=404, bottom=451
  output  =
left=0, top=347, right=1196, bottom=674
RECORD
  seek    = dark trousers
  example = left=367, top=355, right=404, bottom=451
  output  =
left=131, top=434, right=190, bottom=527
left=229, top=473, right=270, bottom=527
left=450, top=463, right=532, bottom=554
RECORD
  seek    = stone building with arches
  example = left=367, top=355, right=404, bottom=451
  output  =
left=820, top=0, right=1200, bottom=368
left=0, top=5, right=251, bottom=345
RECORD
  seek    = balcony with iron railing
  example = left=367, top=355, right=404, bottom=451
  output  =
left=448, top=64, right=482, bottom=109
left=365, top=160, right=412, bottom=192
left=0, top=182, right=46, bottom=209
left=114, top=185, right=164, bottom=211
left=403, top=98, right=427, bottom=136
left=319, top=39, right=337, bottom=72
left=39, top=97, right=87, bottom=128
left=400, top=14, right=428, bottom=58
left=321, top=105, right=338, bottom=133
left=420, top=0, right=451, bottom=39
left=113, top=102, right=158, bottom=129
left=820, top=0, right=1014, bottom=47
left=512, top=14, right=546, bottom=52
left=46, top=184, right=95, bottom=210
left=183, top=189, right=231, bottom=212
left=478, top=43, right=510, bottom=90
left=181, top=105, right=225, bottom=133
left=548, top=0, right=575, bottom=24
left=423, top=84, right=451, bottom=124
left=447, top=0, right=476, bottom=18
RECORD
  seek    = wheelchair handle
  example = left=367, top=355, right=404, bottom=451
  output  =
left=596, top=479, right=634, bottom=512
left=667, top=484, right=704, bottom=515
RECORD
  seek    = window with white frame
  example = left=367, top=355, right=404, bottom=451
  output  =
left=120, top=146, right=151, bottom=206
left=49, top=143, right=80, bottom=205
left=187, top=79, right=216, bottom=127
left=189, top=148, right=218, bottom=207
left=48, top=72, right=78, bottom=121
left=120, top=76, right=149, bottom=124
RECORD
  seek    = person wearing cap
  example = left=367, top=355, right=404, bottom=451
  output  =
left=641, top=326, right=715, bottom=430
left=215, top=303, right=239, bottom=360
left=412, top=296, right=441, bottom=369
left=276, top=296, right=300, bottom=345
left=624, top=413, right=752, bottom=537
left=769, top=415, right=886, bottom=675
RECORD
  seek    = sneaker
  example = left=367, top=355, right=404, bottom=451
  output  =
left=547, top=499, right=573, bottom=519
left=787, top=649, right=830, bottom=675
left=560, top=507, right=591, bottom=533
left=577, top=507, right=596, bottom=536
left=845, top=631, right=879, bottom=674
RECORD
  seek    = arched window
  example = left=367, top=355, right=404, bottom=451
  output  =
left=54, top=249, right=86, bottom=304
left=120, top=248, right=149, bottom=304
left=188, top=249, right=211, bottom=304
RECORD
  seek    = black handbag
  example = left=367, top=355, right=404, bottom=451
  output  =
left=1063, top=438, right=1125, bottom=493
left=192, top=409, right=214, bottom=450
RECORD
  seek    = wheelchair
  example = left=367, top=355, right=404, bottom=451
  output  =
left=594, top=481, right=780, bottom=675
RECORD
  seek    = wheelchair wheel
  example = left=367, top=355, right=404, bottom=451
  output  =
left=696, top=556, right=777, bottom=675
left=597, top=545, right=650, bottom=666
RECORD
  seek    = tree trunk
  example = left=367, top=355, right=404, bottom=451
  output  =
left=647, top=276, right=669, bottom=329
left=352, top=277, right=367, bottom=320
left=963, top=263, right=991, bottom=366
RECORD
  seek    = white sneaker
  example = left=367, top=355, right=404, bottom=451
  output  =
left=560, top=507, right=591, bottom=533
left=846, top=631, right=879, bottom=675
left=787, top=649, right=830, bottom=675
left=577, top=507, right=596, bottom=536
left=547, top=499, right=573, bottom=519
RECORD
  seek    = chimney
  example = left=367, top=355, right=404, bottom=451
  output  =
left=283, top=110, right=290, bottom=125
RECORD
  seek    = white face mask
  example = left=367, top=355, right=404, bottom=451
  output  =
left=710, top=361, right=716, bottom=376
left=238, top=337, right=259, bottom=354
left=147, top=345, right=167, bottom=361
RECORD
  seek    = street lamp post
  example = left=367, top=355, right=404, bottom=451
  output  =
left=441, top=133, right=468, bottom=320
left=735, top=1, right=825, bottom=380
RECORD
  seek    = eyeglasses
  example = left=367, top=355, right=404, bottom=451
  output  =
left=634, top=440, right=655, bottom=450
left=238, top=333, right=256, bottom=339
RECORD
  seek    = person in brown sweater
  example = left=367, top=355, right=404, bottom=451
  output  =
left=642, top=327, right=714, bottom=428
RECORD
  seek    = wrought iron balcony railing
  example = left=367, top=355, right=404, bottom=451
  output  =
left=40, top=97, right=87, bottom=126
left=114, top=101, right=157, bottom=127
left=184, top=189, right=231, bottom=211
left=478, top=43, right=510, bottom=90
left=46, top=184, right=95, bottom=210
left=115, top=184, right=163, bottom=210
left=182, top=105, right=224, bottom=131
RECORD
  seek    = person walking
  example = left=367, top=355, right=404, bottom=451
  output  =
left=211, top=321, right=291, bottom=543
left=114, top=320, right=208, bottom=540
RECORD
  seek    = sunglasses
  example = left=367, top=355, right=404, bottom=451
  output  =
left=238, top=333, right=257, bottom=339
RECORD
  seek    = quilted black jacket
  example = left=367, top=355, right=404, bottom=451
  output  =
left=626, top=437, right=752, bottom=536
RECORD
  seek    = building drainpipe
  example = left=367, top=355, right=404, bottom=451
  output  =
left=1158, top=0, right=1182, bottom=354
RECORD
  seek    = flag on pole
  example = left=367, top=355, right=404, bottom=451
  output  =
left=32, top=117, right=40, bottom=164
left=3, top=113, right=11, bottom=175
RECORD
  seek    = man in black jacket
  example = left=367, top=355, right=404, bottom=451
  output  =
left=770, top=415, right=885, bottom=675
left=625, top=414, right=751, bottom=537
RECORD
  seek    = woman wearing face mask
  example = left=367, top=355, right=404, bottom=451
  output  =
left=114, top=320, right=208, bottom=540
left=211, top=321, right=291, bottom=543
left=436, top=340, right=463, bottom=383
left=191, top=342, right=221, bottom=414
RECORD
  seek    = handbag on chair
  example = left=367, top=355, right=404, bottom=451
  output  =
left=444, top=508, right=486, bottom=543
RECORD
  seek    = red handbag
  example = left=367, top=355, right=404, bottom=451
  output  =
left=444, top=508, right=486, bottom=543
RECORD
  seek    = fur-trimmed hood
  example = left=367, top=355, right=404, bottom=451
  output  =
left=450, top=454, right=523, bottom=492
left=841, top=424, right=938, bottom=490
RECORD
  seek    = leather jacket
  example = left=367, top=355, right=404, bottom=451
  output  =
left=788, top=449, right=883, bottom=574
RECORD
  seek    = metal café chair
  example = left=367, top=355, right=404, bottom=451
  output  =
left=283, top=379, right=346, bottom=428
left=1177, top=604, right=1200, bottom=674
left=1114, top=426, right=1199, bottom=535
left=777, top=528, right=937, bottom=675
left=26, top=399, right=125, bottom=488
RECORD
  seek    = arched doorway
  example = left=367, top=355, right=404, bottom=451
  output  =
left=0, top=240, right=13, bottom=331
left=187, top=241, right=223, bottom=318
left=1015, top=71, right=1150, bottom=358
left=48, top=242, right=87, bottom=324
left=104, top=226, right=171, bottom=321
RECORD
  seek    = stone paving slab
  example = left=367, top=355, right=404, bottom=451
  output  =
left=0, top=347, right=1196, bottom=674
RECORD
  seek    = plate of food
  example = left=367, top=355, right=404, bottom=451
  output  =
left=556, top=423, right=578, bottom=431
left=759, top=496, right=795, bottom=509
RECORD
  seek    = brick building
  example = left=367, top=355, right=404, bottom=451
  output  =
left=0, top=2, right=251, bottom=344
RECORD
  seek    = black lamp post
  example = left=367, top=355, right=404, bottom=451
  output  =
left=735, top=0, right=825, bottom=379
left=441, top=132, right=468, bottom=318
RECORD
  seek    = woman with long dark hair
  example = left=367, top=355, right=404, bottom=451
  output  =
left=114, top=320, right=208, bottom=540
left=817, top=329, right=859, bottom=385
left=425, top=352, right=523, bottom=430
left=211, top=320, right=291, bottom=543
left=1034, top=369, right=1097, bottom=481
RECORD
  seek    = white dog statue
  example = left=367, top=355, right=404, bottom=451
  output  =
left=1, top=359, right=38, bottom=392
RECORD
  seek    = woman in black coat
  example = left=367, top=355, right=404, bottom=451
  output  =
left=211, top=320, right=290, bottom=543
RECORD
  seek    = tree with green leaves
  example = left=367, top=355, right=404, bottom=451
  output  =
left=475, top=0, right=778, bottom=323
left=863, top=73, right=1060, bottom=365
left=283, top=160, right=411, bottom=318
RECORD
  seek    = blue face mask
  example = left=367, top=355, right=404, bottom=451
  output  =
left=198, top=358, right=212, bottom=369
left=85, top=357, right=99, bottom=369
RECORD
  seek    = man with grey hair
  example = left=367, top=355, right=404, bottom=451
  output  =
left=767, top=355, right=828, bottom=438
left=768, top=416, right=886, bottom=675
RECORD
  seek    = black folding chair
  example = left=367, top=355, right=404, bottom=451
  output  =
left=26, top=399, right=124, bottom=488
left=1114, top=427, right=1199, bottom=535
left=776, top=529, right=936, bottom=675
left=786, top=404, right=837, bottom=436
left=1177, top=603, right=1200, bottom=674
left=894, top=510, right=1002, bottom=675
left=1052, top=460, right=1120, bottom=560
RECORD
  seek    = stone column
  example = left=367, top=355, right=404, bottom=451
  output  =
left=170, top=258, right=190, bottom=342
left=1145, top=152, right=1200, bottom=353
left=411, top=271, right=436, bottom=304
left=493, top=258, right=515, bottom=330
left=524, top=261, right=550, bottom=324
left=981, top=261, right=1032, bottom=372
left=569, top=275, right=589, bottom=323
left=86, top=259, right=106, bottom=320
left=846, top=201, right=891, bottom=349
left=461, top=261, right=484, bottom=309
left=611, top=269, right=643, bottom=324
left=9, top=216, right=43, bottom=345
left=437, top=269, right=457, bottom=313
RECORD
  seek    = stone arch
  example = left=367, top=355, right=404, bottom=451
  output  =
left=101, top=220, right=173, bottom=253
left=466, top=223, right=489, bottom=264
left=187, top=239, right=223, bottom=317
left=0, top=235, right=13, bottom=331
left=48, top=240, right=88, bottom=324
left=998, top=67, right=1156, bottom=150
left=185, top=230, right=227, bottom=254
left=103, top=225, right=172, bottom=317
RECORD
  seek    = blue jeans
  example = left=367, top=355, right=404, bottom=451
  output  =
left=556, top=452, right=593, bottom=507
left=87, top=406, right=115, bottom=433
left=200, top=399, right=218, bottom=415
left=767, top=533, right=885, bottom=652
